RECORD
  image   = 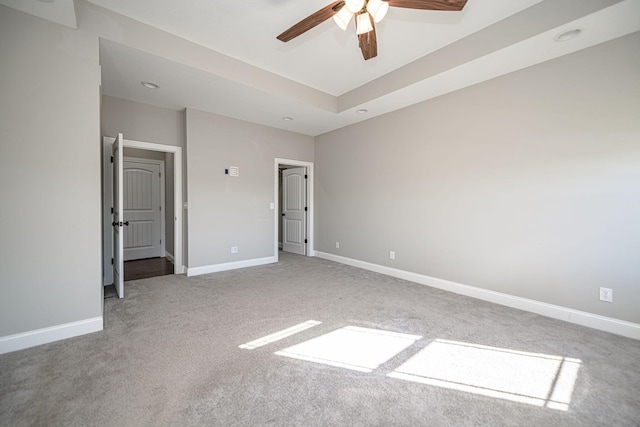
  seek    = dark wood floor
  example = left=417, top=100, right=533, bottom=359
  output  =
left=124, top=257, right=174, bottom=281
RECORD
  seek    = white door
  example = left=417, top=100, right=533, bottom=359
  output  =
left=112, top=133, right=125, bottom=298
left=282, top=167, right=307, bottom=255
left=123, top=161, right=162, bottom=261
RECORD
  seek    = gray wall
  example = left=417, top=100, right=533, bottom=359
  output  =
left=101, top=95, right=184, bottom=147
left=124, top=148, right=166, bottom=162
left=185, top=109, right=314, bottom=268
left=315, top=32, right=640, bottom=324
left=0, top=6, right=101, bottom=336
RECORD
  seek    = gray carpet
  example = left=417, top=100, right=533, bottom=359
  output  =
left=1, top=252, right=639, bottom=426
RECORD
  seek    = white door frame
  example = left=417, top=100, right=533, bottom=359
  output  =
left=123, top=157, right=166, bottom=260
left=103, top=137, right=184, bottom=284
left=112, top=134, right=124, bottom=297
left=274, top=158, right=314, bottom=261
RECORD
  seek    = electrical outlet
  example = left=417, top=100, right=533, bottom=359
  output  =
left=599, top=287, right=613, bottom=302
left=389, top=251, right=395, bottom=260
left=336, top=242, right=340, bottom=249
left=231, top=246, right=238, bottom=254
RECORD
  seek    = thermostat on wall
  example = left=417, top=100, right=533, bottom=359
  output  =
left=228, top=166, right=239, bottom=177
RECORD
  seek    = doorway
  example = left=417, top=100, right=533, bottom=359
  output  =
left=123, top=158, right=165, bottom=262
left=103, top=136, right=184, bottom=296
left=275, top=159, right=314, bottom=261
left=121, top=156, right=169, bottom=281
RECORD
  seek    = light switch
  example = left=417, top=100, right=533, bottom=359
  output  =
left=270, top=202, right=275, bottom=210
left=229, top=166, right=239, bottom=177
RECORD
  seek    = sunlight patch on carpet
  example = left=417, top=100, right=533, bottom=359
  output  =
left=388, top=339, right=581, bottom=411
left=275, top=326, right=422, bottom=373
left=239, top=320, right=322, bottom=350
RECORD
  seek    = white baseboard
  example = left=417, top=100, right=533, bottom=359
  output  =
left=0, top=316, right=103, bottom=355
left=314, top=251, right=640, bottom=340
left=187, top=256, right=276, bottom=277
left=165, top=251, right=175, bottom=262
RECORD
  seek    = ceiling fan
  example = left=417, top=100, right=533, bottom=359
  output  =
left=277, top=0, right=469, bottom=61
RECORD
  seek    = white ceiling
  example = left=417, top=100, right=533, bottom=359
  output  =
left=4, top=0, right=639, bottom=136
left=89, top=0, right=544, bottom=96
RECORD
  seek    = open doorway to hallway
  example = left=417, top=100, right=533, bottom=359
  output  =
left=121, top=149, right=174, bottom=281
left=274, top=158, right=314, bottom=261
left=102, top=136, right=184, bottom=298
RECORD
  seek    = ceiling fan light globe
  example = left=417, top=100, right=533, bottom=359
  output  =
left=356, top=12, right=373, bottom=35
left=345, top=0, right=365, bottom=14
left=333, top=6, right=353, bottom=31
left=366, top=0, right=389, bottom=23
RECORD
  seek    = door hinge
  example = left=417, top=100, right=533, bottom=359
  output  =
left=111, top=258, right=114, bottom=265
left=110, top=156, right=113, bottom=163
left=160, top=239, right=162, bottom=244
left=159, top=206, right=162, bottom=211
left=305, top=239, right=308, bottom=244
left=305, top=174, right=308, bottom=179
left=111, top=207, right=114, bottom=214
left=159, top=172, right=162, bottom=178
left=304, top=207, right=308, bottom=212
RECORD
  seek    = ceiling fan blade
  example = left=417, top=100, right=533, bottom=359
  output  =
left=277, top=1, right=345, bottom=42
left=388, top=0, right=468, bottom=11
left=358, top=17, right=377, bottom=60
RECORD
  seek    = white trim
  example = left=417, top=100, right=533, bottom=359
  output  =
left=103, top=137, right=184, bottom=282
left=165, top=251, right=175, bottom=262
left=187, top=256, right=276, bottom=277
left=123, top=156, right=166, bottom=260
left=0, top=317, right=103, bottom=355
left=314, top=251, right=640, bottom=340
left=274, top=159, right=315, bottom=262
